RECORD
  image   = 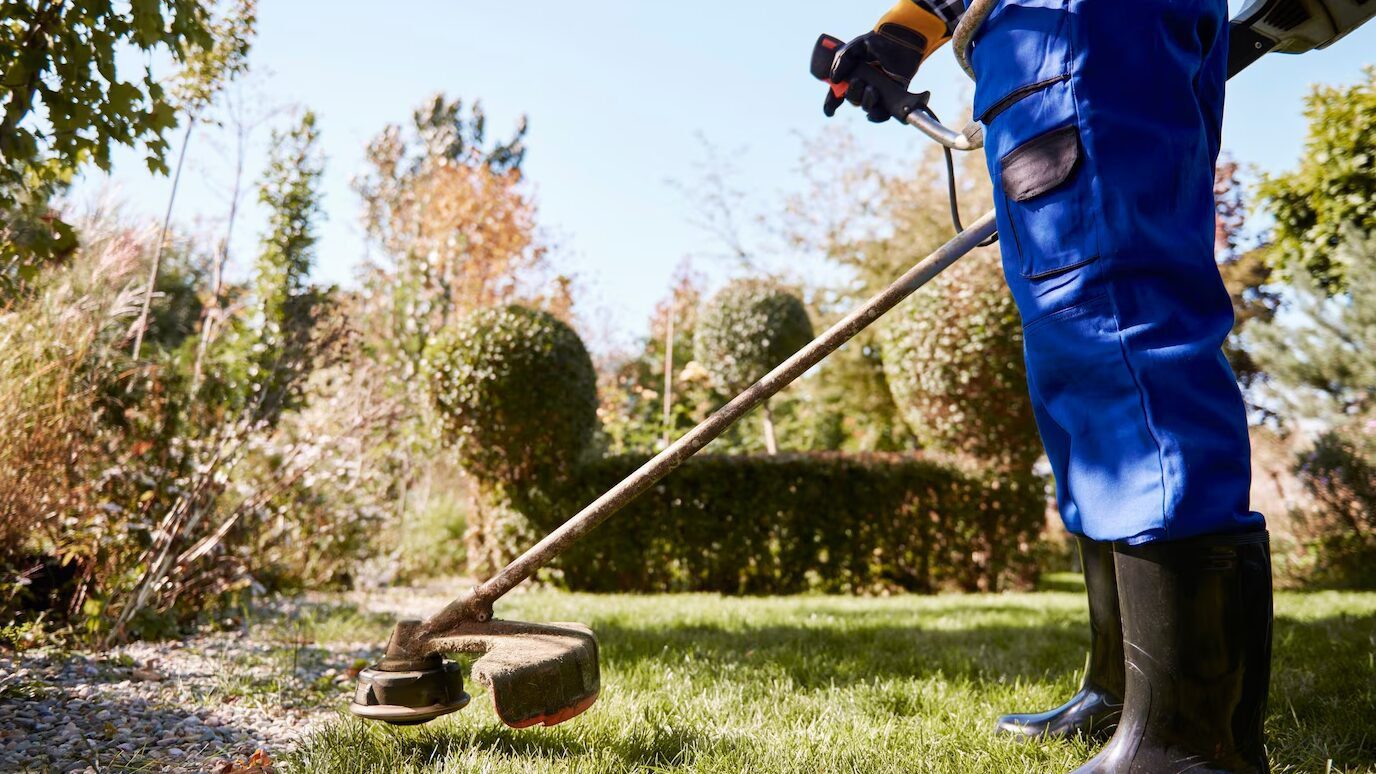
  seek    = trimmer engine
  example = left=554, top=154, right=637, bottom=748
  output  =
left=1229, top=0, right=1376, bottom=74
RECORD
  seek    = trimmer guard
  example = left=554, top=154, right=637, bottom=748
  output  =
left=429, top=620, right=601, bottom=728
left=350, top=618, right=601, bottom=729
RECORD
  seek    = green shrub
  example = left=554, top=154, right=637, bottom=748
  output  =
left=519, top=453, right=1045, bottom=594
left=695, top=280, right=813, bottom=453
left=1292, top=420, right=1376, bottom=588
left=694, top=280, right=813, bottom=394
left=423, top=305, right=598, bottom=486
left=878, top=250, right=1040, bottom=471
left=1255, top=66, right=1376, bottom=294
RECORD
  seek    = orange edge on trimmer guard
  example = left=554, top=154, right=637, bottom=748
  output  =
left=501, top=689, right=600, bottom=729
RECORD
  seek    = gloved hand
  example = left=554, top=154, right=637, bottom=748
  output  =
left=823, top=30, right=926, bottom=122
left=822, top=1, right=952, bottom=122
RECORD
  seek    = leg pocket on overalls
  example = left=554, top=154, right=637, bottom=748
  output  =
left=971, top=0, right=1100, bottom=280
left=988, top=81, right=1099, bottom=279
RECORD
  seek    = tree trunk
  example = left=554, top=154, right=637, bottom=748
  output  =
left=661, top=308, right=674, bottom=449
left=761, top=400, right=778, bottom=455
left=131, top=118, right=196, bottom=358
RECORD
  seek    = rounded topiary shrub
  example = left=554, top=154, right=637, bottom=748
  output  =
left=695, top=279, right=813, bottom=453
left=423, top=305, right=598, bottom=486
left=878, top=250, right=1041, bottom=471
left=694, top=279, right=813, bottom=393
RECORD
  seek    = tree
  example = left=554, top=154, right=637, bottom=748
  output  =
left=1248, top=231, right=1376, bottom=422
left=424, top=305, right=598, bottom=487
left=353, top=95, right=557, bottom=546
left=356, top=94, right=544, bottom=377
left=129, top=0, right=257, bottom=358
left=1256, top=67, right=1376, bottom=294
left=783, top=129, right=1036, bottom=468
left=1247, top=236, right=1376, bottom=590
left=782, top=131, right=989, bottom=455
left=107, top=108, right=339, bottom=641
left=423, top=305, right=598, bottom=578
left=348, top=95, right=568, bottom=584
left=1214, top=156, right=1281, bottom=392
left=247, top=109, right=326, bottom=424
left=596, top=262, right=818, bottom=457
left=0, top=0, right=255, bottom=296
left=694, top=279, right=814, bottom=454
left=879, top=248, right=1040, bottom=471
left=598, top=263, right=708, bottom=454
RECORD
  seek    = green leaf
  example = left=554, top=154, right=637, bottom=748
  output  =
left=129, top=0, right=165, bottom=46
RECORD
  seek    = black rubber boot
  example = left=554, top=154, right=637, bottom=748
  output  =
left=996, top=536, right=1125, bottom=741
left=1072, top=531, right=1273, bottom=774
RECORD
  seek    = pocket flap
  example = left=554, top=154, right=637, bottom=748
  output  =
left=1000, top=125, right=1081, bottom=203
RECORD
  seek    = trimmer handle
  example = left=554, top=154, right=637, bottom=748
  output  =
left=811, top=33, right=984, bottom=151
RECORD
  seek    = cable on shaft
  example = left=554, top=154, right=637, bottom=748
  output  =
left=919, top=104, right=997, bottom=247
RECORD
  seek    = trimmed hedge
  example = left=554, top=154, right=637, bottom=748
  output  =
left=515, top=452, right=1045, bottom=594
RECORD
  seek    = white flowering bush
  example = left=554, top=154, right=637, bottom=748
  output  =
left=878, top=250, right=1041, bottom=471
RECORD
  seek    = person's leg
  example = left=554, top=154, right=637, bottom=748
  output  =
left=996, top=390, right=1124, bottom=741
left=1068, top=0, right=1260, bottom=545
left=1067, top=4, right=1273, bottom=767
left=969, top=0, right=1272, bottom=763
left=995, top=536, right=1124, bottom=742
left=966, top=0, right=1136, bottom=742
left=972, top=0, right=1261, bottom=543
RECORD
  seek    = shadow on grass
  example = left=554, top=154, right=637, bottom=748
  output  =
left=1267, top=602, right=1376, bottom=771
left=420, top=721, right=705, bottom=767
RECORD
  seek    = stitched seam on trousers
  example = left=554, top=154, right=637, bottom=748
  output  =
left=1104, top=289, right=1171, bottom=539
left=1065, top=0, right=1166, bottom=536
left=1064, top=0, right=1109, bottom=278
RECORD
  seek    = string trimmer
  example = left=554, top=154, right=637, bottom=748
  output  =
left=349, top=0, right=1375, bottom=729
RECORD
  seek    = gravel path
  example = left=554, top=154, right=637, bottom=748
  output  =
left=0, top=593, right=452, bottom=773
left=0, top=585, right=467, bottom=773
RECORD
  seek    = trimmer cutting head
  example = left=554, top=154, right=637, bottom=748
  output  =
left=350, top=655, right=470, bottom=726
left=349, top=618, right=601, bottom=729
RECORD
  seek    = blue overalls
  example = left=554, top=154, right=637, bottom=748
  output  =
left=969, top=0, right=1265, bottom=543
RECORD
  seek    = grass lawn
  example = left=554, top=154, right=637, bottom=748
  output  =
left=284, top=581, right=1376, bottom=773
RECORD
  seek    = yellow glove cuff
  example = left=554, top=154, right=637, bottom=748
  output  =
left=875, top=1, right=952, bottom=61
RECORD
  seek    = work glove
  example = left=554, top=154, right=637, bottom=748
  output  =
left=823, top=1, right=951, bottom=122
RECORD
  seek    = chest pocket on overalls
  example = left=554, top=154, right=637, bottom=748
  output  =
left=972, top=0, right=1100, bottom=279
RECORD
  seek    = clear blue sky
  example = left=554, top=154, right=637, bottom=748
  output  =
left=72, top=1, right=1376, bottom=351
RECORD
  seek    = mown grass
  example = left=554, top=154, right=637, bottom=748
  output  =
left=284, top=585, right=1376, bottom=773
